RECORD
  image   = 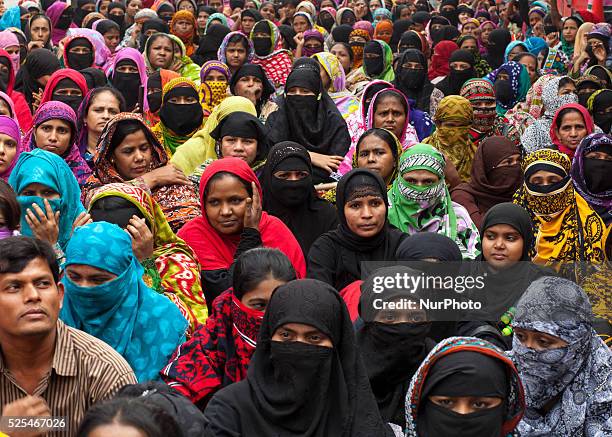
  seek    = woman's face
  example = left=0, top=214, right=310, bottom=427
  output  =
left=197, top=11, right=209, bottom=28
left=85, top=91, right=121, bottom=136
left=344, top=194, right=386, bottom=238
left=65, top=264, right=117, bottom=287
left=428, top=395, right=503, bottom=415
left=508, top=44, right=526, bottom=61
left=514, top=327, right=568, bottom=351
left=369, top=0, right=382, bottom=13
left=356, top=135, right=396, bottom=183
left=399, top=7, right=411, bottom=20
left=126, top=0, right=142, bottom=17
left=331, top=44, right=352, bottom=73
left=458, top=12, right=471, bottom=24
left=519, top=56, right=538, bottom=84
left=241, top=15, right=256, bottom=35
left=103, top=28, right=121, bottom=52
left=528, top=169, right=564, bottom=186
left=99, top=0, right=111, bottom=15
left=234, top=75, right=263, bottom=104
left=460, top=38, right=478, bottom=54
left=558, top=81, right=576, bottom=95
left=204, top=174, right=249, bottom=235
left=220, top=136, right=258, bottom=165
left=585, top=149, right=612, bottom=160
left=34, top=119, right=72, bottom=156
left=225, top=41, right=247, bottom=70
left=0, top=133, right=17, bottom=174
left=562, top=19, right=578, bottom=43
left=402, top=169, right=439, bottom=185
left=481, top=23, right=494, bottom=43
left=178, top=0, right=195, bottom=13
left=260, top=4, right=276, bottom=21
left=286, top=86, right=315, bottom=96
left=555, top=111, right=587, bottom=151
left=174, top=18, right=194, bottom=35
left=19, top=183, right=60, bottom=199
left=461, top=21, right=478, bottom=36
left=482, top=223, right=524, bottom=271
left=29, top=17, right=50, bottom=44
left=292, top=15, right=309, bottom=33
left=204, top=70, right=227, bottom=82
left=272, top=323, right=333, bottom=347
left=148, top=36, right=174, bottom=69
left=241, top=277, right=287, bottom=311
left=112, top=129, right=152, bottom=180
left=528, top=12, right=542, bottom=29
left=373, top=96, right=406, bottom=140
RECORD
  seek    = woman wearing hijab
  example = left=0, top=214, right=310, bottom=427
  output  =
left=365, top=88, right=420, bottom=149
left=260, top=142, right=338, bottom=257
left=143, top=69, right=179, bottom=126
left=0, top=30, right=20, bottom=75
left=451, top=136, right=522, bottom=229
left=8, top=148, right=89, bottom=254
left=217, top=31, right=254, bottom=76
left=47, top=2, right=76, bottom=45
left=161, top=248, right=297, bottom=407
left=62, top=35, right=96, bottom=72
left=203, top=278, right=395, bottom=436
left=313, top=52, right=359, bottom=120
left=457, top=35, right=491, bottom=76
left=508, top=277, right=612, bottom=436
left=193, top=23, right=230, bottom=65
left=485, top=61, right=531, bottom=116
left=170, top=10, right=198, bottom=57
left=514, top=149, right=607, bottom=281
left=359, top=40, right=395, bottom=83
left=38, top=69, right=88, bottom=115
left=151, top=77, right=204, bottom=157
left=571, top=133, right=612, bottom=226
left=266, top=65, right=351, bottom=184
left=588, top=89, right=612, bottom=134
left=308, top=168, right=407, bottom=291
left=26, top=13, right=53, bottom=51
left=357, top=265, right=435, bottom=429
left=199, top=60, right=229, bottom=118
left=88, top=183, right=207, bottom=328
left=167, top=34, right=201, bottom=84
left=422, top=95, right=475, bottom=183
left=108, top=47, right=148, bottom=112
left=458, top=78, right=498, bottom=148
left=84, top=113, right=200, bottom=232
left=549, top=103, right=595, bottom=161
left=405, top=336, right=525, bottom=437
left=388, top=144, right=480, bottom=259
left=428, top=40, right=458, bottom=81
left=0, top=49, right=31, bottom=131
left=0, top=115, right=22, bottom=182
left=433, top=49, right=477, bottom=101
left=14, top=48, right=60, bottom=113
left=521, top=76, right=580, bottom=153
left=393, top=49, right=433, bottom=114
left=228, top=63, right=275, bottom=120
left=60, top=221, right=188, bottom=382
left=177, top=157, right=306, bottom=304
left=250, top=20, right=293, bottom=90
left=485, top=28, right=511, bottom=70
left=23, top=101, right=91, bottom=186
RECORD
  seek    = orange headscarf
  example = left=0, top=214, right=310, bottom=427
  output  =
left=170, top=10, right=197, bottom=57
left=373, top=19, right=393, bottom=44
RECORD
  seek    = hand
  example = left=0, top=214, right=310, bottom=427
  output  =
left=28, top=41, right=43, bottom=51
left=31, top=90, right=42, bottom=112
left=72, top=212, right=92, bottom=234
left=533, top=22, right=545, bottom=38
left=1, top=396, right=51, bottom=437
left=126, top=216, right=154, bottom=261
left=170, top=58, right=182, bottom=72
left=25, top=199, right=60, bottom=246
left=294, top=32, right=305, bottom=47
left=309, top=152, right=343, bottom=173
left=592, top=43, right=607, bottom=63
left=243, top=182, right=262, bottom=230
left=141, top=164, right=190, bottom=189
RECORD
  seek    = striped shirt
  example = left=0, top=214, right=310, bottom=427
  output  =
left=0, top=320, right=137, bottom=436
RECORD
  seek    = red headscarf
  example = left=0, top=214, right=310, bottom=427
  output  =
left=39, top=69, right=88, bottom=107
left=550, top=103, right=594, bottom=161
left=428, top=40, right=458, bottom=81
left=177, top=157, right=307, bottom=276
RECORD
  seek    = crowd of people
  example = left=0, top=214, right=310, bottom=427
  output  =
left=0, top=0, right=610, bottom=435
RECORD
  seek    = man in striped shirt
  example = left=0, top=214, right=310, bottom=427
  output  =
left=0, top=237, right=137, bottom=437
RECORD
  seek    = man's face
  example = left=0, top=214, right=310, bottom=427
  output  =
left=0, top=258, right=63, bottom=339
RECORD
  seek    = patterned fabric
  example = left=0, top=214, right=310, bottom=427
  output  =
left=200, top=80, right=228, bottom=118
left=88, top=183, right=208, bottom=328
left=508, top=277, right=612, bottom=436
left=250, top=20, right=293, bottom=89
left=22, top=101, right=92, bottom=186
left=60, top=221, right=188, bottom=382
left=387, top=143, right=481, bottom=259
left=494, top=108, right=536, bottom=148
left=8, top=148, right=86, bottom=251
left=513, top=149, right=607, bottom=280
left=151, top=77, right=204, bottom=156
left=460, top=78, right=497, bottom=145
left=571, top=133, right=612, bottom=214
left=485, top=61, right=531, bottom=116
left=541, top=46, right=569, bottom=75
left=422, top=95, right=475, bottom=182
left=520, top=74, right=555, bottom=118
left=167, top=35, right=202, bottom=84
left=217, top=31, right=254, bottom=67
left=160, top=290, right=262, bottom=405
left=313, top=52, right=359, bottom=120
left=405, top=336, right=525, bottom=437
left=83, top=113, right=200, bottom=232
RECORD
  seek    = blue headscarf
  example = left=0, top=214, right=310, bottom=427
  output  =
left=503, top=40, right=528, bottom=62
left=8, top=149, right=85, bottom=250
left=525, top=37, right=547, bottom=56
left=60, top=222, right=188, bottom=382
left=0, top=7, right=21, bottom=31
left=373, top=7, right=392, bottom=25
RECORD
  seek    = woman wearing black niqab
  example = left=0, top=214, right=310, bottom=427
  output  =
left=393, top=49, right=433, bottom=113
left=485, top=28, right=511, bottom=70
left=266, top=64, right=351, bottom=184
left=203, top=278, right=395, bottom=436
left=435, top=49, right=477, bottom=97
left=357, top=265, right=435, bottom=429
left=261, top=142, right=338, bottom=257
left=308, top=168, right=407, bottom=291
left=14, top=48, right=60, bottom=112
left=192, top=23, right=230, bottom=65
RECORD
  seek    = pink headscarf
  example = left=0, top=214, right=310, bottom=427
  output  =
left=0, top=115, right=21, bottom=181
left=0, top=31, right=20, bottom=74
left=354, top=20, right=374, bottom=38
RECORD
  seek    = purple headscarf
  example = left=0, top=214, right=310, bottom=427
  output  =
left=66, top=28, right=111, bottom=68
left=354, top=20, right=374, bottom=38
left=0, top=91, right=15, bottom=118
left=199, top=60, right=230, bottom=84
left=302, top=29, right=324, bottom=57
left=109, top=47, right=149, bottom=112
left=0, top=31, right=20, bottom=74
left=47, top=2, right=77, bottom=45
left=217, top=31, right=254, bottom=66
left=22, top=101, right=92, bottom=186
left=0, top=115, right=21, bottom=181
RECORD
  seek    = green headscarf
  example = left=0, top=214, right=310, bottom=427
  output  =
left=387, top=143, right=457, bottom=240
left=360, top=39, right=395, bottom=82
left=205, top=13, right=229, bottom=33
